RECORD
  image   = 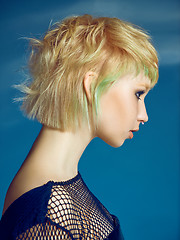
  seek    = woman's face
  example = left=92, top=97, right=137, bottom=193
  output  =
left=95, top=72, right=151, bottom=147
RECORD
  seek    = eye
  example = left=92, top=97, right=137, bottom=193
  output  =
left=135, top=91, right=145, bottom=100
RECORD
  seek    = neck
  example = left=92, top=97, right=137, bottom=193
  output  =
left=24, top=124, right=94, bottom=182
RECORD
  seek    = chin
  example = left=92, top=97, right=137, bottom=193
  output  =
left=104, top=138, right=125, bottom=148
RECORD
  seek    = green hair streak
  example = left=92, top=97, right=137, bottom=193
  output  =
left=94, top=73, right=121, bottom=115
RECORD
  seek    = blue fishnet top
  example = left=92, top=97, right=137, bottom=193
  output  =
left=0, top=172, right=124, bottom=239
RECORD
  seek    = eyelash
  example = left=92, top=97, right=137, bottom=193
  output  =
left=135, top=91, right=145, bottom=100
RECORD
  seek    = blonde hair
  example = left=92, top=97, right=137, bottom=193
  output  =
left=16, top=14, right=159, bottom=131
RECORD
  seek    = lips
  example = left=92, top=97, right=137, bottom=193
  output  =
left=131, top=129, right=139, bottom=132
left=129, top=131, right=133, bottom=139
left=129, top=129, right=139, bottom=139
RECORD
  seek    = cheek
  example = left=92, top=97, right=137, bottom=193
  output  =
left=121, top=93, right=138, bottom=118
left=95, top=89, right=138, bottom=147
left=99, top=91, right=125, bottom=125
left=98, top=90, right=138, bottom=134
left=96, top=90, right=129, bottom=143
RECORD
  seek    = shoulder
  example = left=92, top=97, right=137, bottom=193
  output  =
left=2, top=172, right=52, bottom=216
left=0, top=180, right=58, bottom=240
left=2, top=155, right=57, bottom=216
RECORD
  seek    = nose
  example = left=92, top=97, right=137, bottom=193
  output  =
left=137, top=101, right=148, bottom=123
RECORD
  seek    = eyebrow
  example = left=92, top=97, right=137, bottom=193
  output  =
left=138, top=83, right=151, bottom=91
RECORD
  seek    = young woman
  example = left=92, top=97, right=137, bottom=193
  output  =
left=0, top=14, right=158, bottom=239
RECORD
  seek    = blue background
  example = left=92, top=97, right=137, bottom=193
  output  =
left=0, top=0, right=179, bottom=239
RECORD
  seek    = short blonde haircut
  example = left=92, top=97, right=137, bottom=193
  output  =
left=16, top=14, right=159, bottom=131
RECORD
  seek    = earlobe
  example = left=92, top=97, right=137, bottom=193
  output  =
left=83, top=71, right=98, bottom=103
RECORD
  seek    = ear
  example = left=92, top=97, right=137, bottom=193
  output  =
left=83, top=71, right=98, bottom=103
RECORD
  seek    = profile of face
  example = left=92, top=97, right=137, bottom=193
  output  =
left=95, top=72, right=151, bottom=148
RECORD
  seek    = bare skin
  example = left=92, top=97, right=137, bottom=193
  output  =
left=2, top=71, right=97, bottom=216
left=2, top=124, right=94, bottom=215
left=2, top=72, right=150, bottom=216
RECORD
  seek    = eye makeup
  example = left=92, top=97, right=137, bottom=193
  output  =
left=135, top=90, right=145, bottom=100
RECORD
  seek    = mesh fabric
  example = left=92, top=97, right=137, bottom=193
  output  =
left=16, top=173, right=114, bottom=239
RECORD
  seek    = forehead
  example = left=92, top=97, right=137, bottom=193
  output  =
left=107, top=71, right=152, bottom=95
left=126, top=72, right=151, bottom=90
left=134, top=74, right=151, bottom=89
left=114, top=71, right=151, bottom=86
left=136, top=75, right=151, bottom=91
